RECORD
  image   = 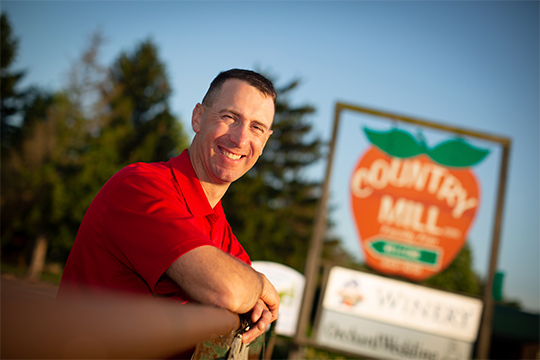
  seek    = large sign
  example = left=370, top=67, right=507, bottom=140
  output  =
left=350, top=127, right=488, bottom=281
left=321, top=266, right=483, bottom=341
left=316, top=266, right=483, bottom=359
left=251, top=261, right=305, bottom=337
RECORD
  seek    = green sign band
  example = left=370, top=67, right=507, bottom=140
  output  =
left=370, top=240, right=439, bottom=266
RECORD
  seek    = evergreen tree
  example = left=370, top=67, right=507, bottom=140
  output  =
left=0, top=13, right=67, bottom=273
left=1, top=12, right=25, bottom=150
left=104, top=38, right=188, bottom=164
left=1, top=33, right=190, bottom=274
left=1, top=31, right=115, bottom=271
left=222, top=77, right=333, bottom=273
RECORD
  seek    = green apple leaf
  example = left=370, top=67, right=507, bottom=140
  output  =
left=427, top=138, right=490, bottom=167
left=363, top=127, right=425, bottom=158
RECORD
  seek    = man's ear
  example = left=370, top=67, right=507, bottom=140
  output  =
left=192, top=103, right=204, bottom=133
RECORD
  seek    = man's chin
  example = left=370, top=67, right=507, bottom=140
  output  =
left=214, top=172, right=244, bottom=185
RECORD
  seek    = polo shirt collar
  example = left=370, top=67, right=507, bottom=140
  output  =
left=170, top=149, right=217, bottom=217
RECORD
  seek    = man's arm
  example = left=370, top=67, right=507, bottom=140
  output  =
left=166, top=245, right=263, bottom=313
left=165, top=245, right=280, bottom=343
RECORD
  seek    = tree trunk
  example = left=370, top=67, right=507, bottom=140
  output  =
left=27, top=234, right=48, bottom=280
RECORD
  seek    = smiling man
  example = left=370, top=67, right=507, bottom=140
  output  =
left=58, top=69, right=280, bottom=350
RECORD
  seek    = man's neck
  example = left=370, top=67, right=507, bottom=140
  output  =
left=187, top=148, right=229, bottom=208
left=199, top=180, right=229, bottom=209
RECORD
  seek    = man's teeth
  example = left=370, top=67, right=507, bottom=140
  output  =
left=221, top=148, right=242, bottom=160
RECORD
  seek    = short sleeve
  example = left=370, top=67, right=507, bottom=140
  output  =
left=221, top=220, right=251, bottom=265
left=102, top=168, right=215, bottom=293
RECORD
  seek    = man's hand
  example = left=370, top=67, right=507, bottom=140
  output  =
left=241, top=299, right=271, bottom=344
left=241, top=274, right=280, bottom=344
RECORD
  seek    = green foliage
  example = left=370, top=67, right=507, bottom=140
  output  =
left=1, top=261, right=62, bottom=284
left=421, top=242, right=481, bottom=295
left=322, top=239, right=363, bottom=268
left=1, top=27, right=189, bottom=265
left=105, top=38, right=188, bottom=163
left=1, top=89, right=78, bottom=261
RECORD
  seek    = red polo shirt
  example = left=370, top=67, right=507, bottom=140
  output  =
left=58, top=150, right=250, bottom=301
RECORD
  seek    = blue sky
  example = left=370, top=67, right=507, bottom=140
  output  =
left=3, top=1, right=538, bottom=312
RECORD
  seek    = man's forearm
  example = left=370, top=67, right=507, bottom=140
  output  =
left=166, top=246, right=264, bottom=314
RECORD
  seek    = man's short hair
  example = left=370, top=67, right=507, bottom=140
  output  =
left=202, top=69, right=277, bottom=108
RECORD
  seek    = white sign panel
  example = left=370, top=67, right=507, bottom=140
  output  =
left=251, top=261, right=305, bottom=337
left=317, top=309, right=473, bottom=360
left=322, top=266, right=483, bottom=342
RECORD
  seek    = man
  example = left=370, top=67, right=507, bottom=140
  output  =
left=58, top=69, right=280, bottom=346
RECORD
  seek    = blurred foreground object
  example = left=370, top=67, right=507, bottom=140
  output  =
left=1, top=278, right=239, bottom=359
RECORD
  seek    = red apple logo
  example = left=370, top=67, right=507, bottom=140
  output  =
left=350, top=127, right=489, bottom=281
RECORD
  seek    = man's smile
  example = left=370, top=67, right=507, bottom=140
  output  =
left=218, top=146, right=244, bottom=160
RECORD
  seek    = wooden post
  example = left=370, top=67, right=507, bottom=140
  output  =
left=290, top=104, right=342, bottom=359
left=476, top=141, right=511, bottom=359
left=27, top=234, right=48, bottom=280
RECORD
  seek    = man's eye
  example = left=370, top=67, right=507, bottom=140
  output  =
left=252, top=125, right=264, bottom=133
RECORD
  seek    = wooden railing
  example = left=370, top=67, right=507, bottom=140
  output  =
left=2, top=279, right=240, bottom=359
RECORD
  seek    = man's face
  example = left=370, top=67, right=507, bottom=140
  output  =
left=191, top=79, right=275, bottom=186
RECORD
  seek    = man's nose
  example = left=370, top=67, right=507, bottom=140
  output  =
left=229, top=123, right=249, bottom=148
